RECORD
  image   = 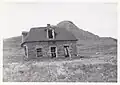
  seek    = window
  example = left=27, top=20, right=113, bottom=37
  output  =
left=47, top=28, right=54, bottom=39
left=24, top=45, right=28, bottom=58
left=24, top=46, right=27, bottom=56
left=64, top=45, right=70, bottom=57
left=36, top=48, right=42, bottom=57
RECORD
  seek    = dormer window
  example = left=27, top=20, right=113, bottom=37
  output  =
left=47, top=24, right=55, bottom=39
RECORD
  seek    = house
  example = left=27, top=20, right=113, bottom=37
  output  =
left=21, top=24, right=78, bottom=60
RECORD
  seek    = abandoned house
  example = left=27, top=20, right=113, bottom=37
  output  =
left=21, top=24, right=78, bottom=60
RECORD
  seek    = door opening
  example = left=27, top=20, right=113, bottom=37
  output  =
left=50, top=46, right=57, bottom=58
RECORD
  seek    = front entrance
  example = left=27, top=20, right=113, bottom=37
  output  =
left=64, top=45, right=70, bottom=57
left=50, top=46, right=57, bottom=58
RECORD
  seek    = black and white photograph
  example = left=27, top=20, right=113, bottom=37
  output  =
left=1, top=0, right=118, bottom=83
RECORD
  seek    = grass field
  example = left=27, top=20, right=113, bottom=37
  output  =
left=3, top=36, right=117, bottom=82
left=3, top=57, right=117, bottom=82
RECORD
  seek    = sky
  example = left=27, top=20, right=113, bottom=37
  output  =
left=0, top=2, right=117, bottom=39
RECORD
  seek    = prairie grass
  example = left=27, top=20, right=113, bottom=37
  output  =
left=3, top=57, right=117, bottom=82
left=3, top=37, right=117, bottom=82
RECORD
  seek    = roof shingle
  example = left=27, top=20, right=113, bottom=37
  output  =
left=22, top=26, right=77, bottom=45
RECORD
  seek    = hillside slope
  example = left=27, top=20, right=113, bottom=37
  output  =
left=3, top=21, right=117, bottom=82
left=57, top=21, right=100, bottom=40
left=57, top=21, right=117, bottom=55
left=3, top=21, right=117, bottom=60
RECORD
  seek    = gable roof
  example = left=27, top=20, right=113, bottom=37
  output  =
left=22, top=26, right=77, bottom=45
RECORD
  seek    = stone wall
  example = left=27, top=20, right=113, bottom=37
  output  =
left=24, top=41, right=77, bottom=60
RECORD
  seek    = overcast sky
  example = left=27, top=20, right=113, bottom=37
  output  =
left=1, top=2, right=117, bottom=39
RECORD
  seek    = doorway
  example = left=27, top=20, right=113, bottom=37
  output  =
left=50, top=46, right=57, bottom=58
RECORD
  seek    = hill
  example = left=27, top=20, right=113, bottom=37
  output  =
left=3, top=21, right=117, bottom=58
left=3, top=21, right=117, bottom=56
left=57, top=21, right=117, bottom=55
left=57, top=21, right=100, bottom=40
left=3, top=21, right=117, bottom=82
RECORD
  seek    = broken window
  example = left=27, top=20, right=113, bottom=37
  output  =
left=24, top=46, right=27, bottom=56
left=64, top=46, right=70, bottom=57
left=48, top=29, right=54, bottom=39
left=24, top=45, right=28, bottom=58
left=36, top=48, right=42, bottom=57
left=50, top=47, right=57, bottom=58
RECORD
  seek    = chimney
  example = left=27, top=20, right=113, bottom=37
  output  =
left=47, top=24, right=51, bottom=27
left=22, top=31, right=28, bottom=42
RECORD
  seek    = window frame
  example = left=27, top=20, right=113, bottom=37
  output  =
left=49, top=46, right=57, bottom=58
left=63, top=44, right=71, bottom=58
left=47, top=28, right=55, bottom=39
left=36, top=46, right=43, bottom=57
left=24, top=45, right=28, bottom=58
